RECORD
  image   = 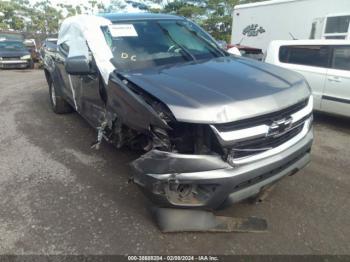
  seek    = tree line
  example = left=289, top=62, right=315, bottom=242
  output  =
left=0, top=0, right=263, bottom=41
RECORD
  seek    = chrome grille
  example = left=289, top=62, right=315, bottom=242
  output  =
left=211, top=97, right=313, bottom=163
left=214, top=99, right=308, bottom=132
left=231, top=124, right=304, bottom=158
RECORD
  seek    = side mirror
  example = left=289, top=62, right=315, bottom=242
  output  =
left=65, top=56, right=92, bottom=75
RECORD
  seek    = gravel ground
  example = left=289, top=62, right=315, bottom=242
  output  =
left=0, top=69, right=349, bottom=255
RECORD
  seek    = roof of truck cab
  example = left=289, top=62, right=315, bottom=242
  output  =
left=100, top=13, right=183, bottom=22
left=270, top=39, right=350, bottom=46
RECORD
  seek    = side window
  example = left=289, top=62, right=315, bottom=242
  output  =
left=59, top=42, right=70, bottom=56
left=279, top=45, right=330, bottom=68
left=332, top=46, right=350, bottom=71
left=325, top=16, right=350, bottom=34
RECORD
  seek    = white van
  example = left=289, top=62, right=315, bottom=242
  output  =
left=265, top=40, right=350, bottom=117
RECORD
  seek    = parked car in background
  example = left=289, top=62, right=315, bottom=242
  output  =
left=40, top=38, right=57, bottom=60
left=23, top=39, right=39, bottom=62
left=265, top=40, right=350, bottom=118
left=44, top=14, right=313, bottom=210
left=0, top=40, right=34, bottom=69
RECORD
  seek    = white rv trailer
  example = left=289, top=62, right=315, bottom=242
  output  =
left=231, top=0, right=350, bottom=52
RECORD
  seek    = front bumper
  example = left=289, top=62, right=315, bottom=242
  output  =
left=0, top=60, right=30, bottom=69
left=131, top=129, right=313, bottom=209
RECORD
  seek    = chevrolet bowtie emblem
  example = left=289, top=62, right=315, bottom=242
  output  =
left=268, top=117, right=293, bottom=137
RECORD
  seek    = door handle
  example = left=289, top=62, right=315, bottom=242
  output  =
left=327, top=76, right=341, bottom=83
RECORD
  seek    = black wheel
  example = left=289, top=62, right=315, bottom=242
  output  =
left=49, top=81, right=74, bottom=114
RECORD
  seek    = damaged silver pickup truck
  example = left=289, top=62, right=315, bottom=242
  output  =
left=43, top=13, right=313, bottom=210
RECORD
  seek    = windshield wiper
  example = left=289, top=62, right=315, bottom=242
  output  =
left=176, top=21, right=226, bottom=57
left=155, top=22, right=196, bottom=62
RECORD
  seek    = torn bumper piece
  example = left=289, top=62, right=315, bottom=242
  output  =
left=153, top=208, right=268, bottom=233
left=131, top=130, right=313, bottom=209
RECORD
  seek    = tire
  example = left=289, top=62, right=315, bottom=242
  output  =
left=49, top=81, right=74, bottom=114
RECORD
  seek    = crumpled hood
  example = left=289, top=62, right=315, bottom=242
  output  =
left=0, top=50, right=30, bottom=58
left=121, top=56, right=311, bottom=124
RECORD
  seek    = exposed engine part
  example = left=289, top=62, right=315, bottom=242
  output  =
left=109, top=120, right=147, bottom=150
left=94, top=75, right=225, bottom=161
left=151, top=126, right=171, bottom=151
left=111, top=75, right=225, bottom=157
left=166, top=123, right=223, bottom=155
left=106, top=75, right=223, bottom=158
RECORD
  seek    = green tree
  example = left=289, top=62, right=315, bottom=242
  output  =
left=239, top=0, right=266, bottom=3
left=102, top=0, right=127, bottom=13
left=57, top=4, right=78, bottom=17
left=204, top=0, right=239, bottom=42
left=0, top=0, right=30, bottom=30
left=163, top=1, right=205, bottom=23
left=29, top=0, right=63, bottom=35
left=159, top=0, right=266, bottom=42
left=0, top=0, right=264, bottom=41
left=160, top=0, right=238, bottom=42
